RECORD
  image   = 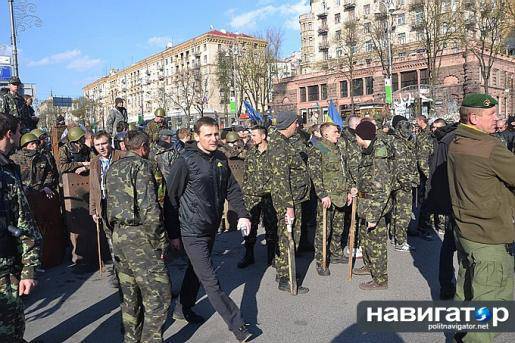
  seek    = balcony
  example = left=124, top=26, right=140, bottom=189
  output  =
left=317, top=11, right=327, bottom=19
left=409, top=0, right=424, bottom=11
left=319, top=41, right=329, bottom=51
left=343, top=1, right=356, bottom=11
left=318, top=24, right=329, bottom=35
left=411, top=20, right=424, bottom=31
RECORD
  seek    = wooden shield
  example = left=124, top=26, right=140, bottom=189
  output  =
left=228, top=158, right=245, bottom=185
left=26, top=190, right=66, bottom=269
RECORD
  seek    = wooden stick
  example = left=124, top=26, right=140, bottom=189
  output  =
left=96, top=219, right=103, bottom=276
left=347, top=198, right=357, bottom=281
left=322, top=206, right=327, bottom=270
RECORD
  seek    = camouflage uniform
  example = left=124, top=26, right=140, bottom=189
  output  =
left=356, top=138, right=394, bottom=285
left=338, top=127, right=361, bottom=188
left=390, top=124, right=419, bottom=245
left=106, top=152, right=171, bottom=343
left=58, top=142, right=91, bottom=173
left=0, top=93, right=31, bottom=130
left=10, top=148, right=59, bottom=191
left=149, top=141, right=179, bottom=206
left=268, top=130, right=311, bottom=280
left=145, top=120, right=168, bottom=143
left=416, top=127, right=434, bottom=231
left=241, top=145, right=277, bottom=254
left=308, top=138, right=349, bottom=265
left=0, top=153, right=41, bottom=341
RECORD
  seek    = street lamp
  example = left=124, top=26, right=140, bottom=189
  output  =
left=379, top=0, right=396, bottom=116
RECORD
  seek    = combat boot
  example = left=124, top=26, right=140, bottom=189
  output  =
left=278, top=277, right=309, bottom=294
left=359, top=280, right=388, bottom=290
left=316, top=263, right=330, bottom=276
left=352, top=265, right=371, bottom=276
left=237, top=246, right=255, bottom=269
left=330, top=255, right=349, bottom=264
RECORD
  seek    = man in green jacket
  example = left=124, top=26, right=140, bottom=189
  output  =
left=448, top=93, right=515, bottom=343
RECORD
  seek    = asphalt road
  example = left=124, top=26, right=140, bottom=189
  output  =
left=23, top=229, right=515, bottom=343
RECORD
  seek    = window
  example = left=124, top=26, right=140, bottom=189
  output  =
left=366, top=40, right=374, bottom=52
left=398, top=32, right=406, bottom=44
left=340, top=80, right=348, bottom=98
left=401, top=70, right=417, bottom=88
left=417, top=32, right=424, bottom=42
left=307, top=85, right=319, bottom=101
left=397, top=13, right=405, bottom=25
left=365, top=77, right=374, bottom=95
left=393, top=74, right=399, bottom=91
left=336, top=0, right=340, bottom=5
left=335, top=13, right=340, bottom=24
left=336, top=48, right=343, bottom=57
left=300, top=87, right=307, bottom=102
left=399, top=0, right=405, bottom=6
left=336, top=30, right=341, bottom=40
left=321, top=84, right=328, bottom=100
left=352, top=78, right=364, bottom=96
left=420, top=69, right=429, bottom=84
left=415, top=11, right=423, bottom=24
left=364, top=4, right=370, bottom=15
left=364, top=22, right=371, bottom=33
left=203, top=55, right=207, bottom=64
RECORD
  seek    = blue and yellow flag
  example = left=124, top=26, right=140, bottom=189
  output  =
left=325, top=99, right=343, bottom=128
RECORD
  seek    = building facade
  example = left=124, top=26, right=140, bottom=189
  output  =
left=83, top=30, right=266, bottom=128
left=273, top=0, right=515, bottom=122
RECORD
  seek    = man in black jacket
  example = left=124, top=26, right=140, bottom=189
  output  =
left=165, top=117, right=252, bottom=342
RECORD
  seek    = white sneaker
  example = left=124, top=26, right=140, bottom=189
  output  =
left=395, top=242, right=414, bottom=252
left=345, top=246, right=363, bottom=258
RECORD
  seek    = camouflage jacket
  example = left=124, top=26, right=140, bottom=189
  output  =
left=145, top=120, right=168, bottom=143
left=10, top=148, right=59, bottom=191
left=0, top=153, right=41, bottom=279
left=338, top=127, right=361, bottom=188
left=149, top=141, right=180, bottom=183
left=58, top=142, right=91, bottom=173
left=105, top=152, right=167, bottom=251
left=391, top=131, right=419, bottom=191
left=308, top=138, right=349, bottom=207
left=416, top=128, right=433, bottom=178
left=356, top=138, right=394, bottom=223
left=242, top=144, right=271, bottom=211
left=219, top=143, right=246, bottom=185
left=268, top=130, right=311, bottom=211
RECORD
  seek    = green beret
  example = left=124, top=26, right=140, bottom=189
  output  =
left=462, top=93, right=498, bottom=109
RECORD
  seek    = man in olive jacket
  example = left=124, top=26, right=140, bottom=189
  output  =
left=448, top=93, right=515, bottom=343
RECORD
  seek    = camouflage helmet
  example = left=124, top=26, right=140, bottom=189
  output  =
left=154, top=108, right=166, bottom=118
left=30, top=128, right=46, bottom=139
left=225, top=131, right=240, bottom=143
left=67, top=127, right=85, bottom=142
left=20, top=133, right=39, bottom=147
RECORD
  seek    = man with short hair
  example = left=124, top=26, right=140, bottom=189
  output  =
left=106, top=130, right=171, bottom=342
left=146, top=108, right=168, bottom=143
left=448, top=94, right=515, bottom=343
left=0, top=113, right=41, bottom=342
left=268, top=111, right=311, bottom=294
left=149, top=129, right=180, bottom=182
left=308, top=122, right=352, bottom=276
left=165, top=117, right=252, bottom=342
left=415, top=114, right=434, bottom=240
left=238, top=125, right=277, bottom=268
left=89, top=131, right=125, bottom=287
left=106, top=98, right=128, bottom=137
left=175, top=127, right=191, bottom=152
left=0, top=77, right=32, bottom=131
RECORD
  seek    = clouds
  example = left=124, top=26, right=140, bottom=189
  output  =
left=229, top=0, right=309, bottom=31
left=27, top=49, right=102, bottom=71
left=147, top=36, right=172, bottom=48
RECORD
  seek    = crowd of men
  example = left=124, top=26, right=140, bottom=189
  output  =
left=0, top=79, right=514, bottom=343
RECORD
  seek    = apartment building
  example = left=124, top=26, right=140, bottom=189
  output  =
left=83, top=30, right=266, bottom=128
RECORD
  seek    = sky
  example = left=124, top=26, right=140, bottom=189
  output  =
left=0, top=0, right=308, bottom=102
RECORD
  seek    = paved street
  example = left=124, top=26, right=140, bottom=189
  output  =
left=23, top=230, right=514, bottom=343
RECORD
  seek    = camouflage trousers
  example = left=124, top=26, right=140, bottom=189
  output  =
left=360, top=218, right=388, bottom=285
left=244, top=195, right=278, bottom=248
left=0, top=272, right=24, bottom=342
left=315, top=203, right=345, bottom=264
left=112, top=228, right=171, bottom=343
left=392, top=189, right=412, bottom=245
left=275, top=205, right=302, bottom=279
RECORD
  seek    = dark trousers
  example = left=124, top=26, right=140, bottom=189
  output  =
left=439, top=216, right=456, bottom=292
left=178, top=235, right=245, bottom=332
left=244, top=195, right=277, bottom=248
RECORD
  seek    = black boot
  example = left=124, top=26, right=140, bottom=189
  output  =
left=237, top=246, right=255, bottom=269
left=267, top=243, right=276, bottom=266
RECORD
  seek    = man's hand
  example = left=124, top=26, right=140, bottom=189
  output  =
left=238, top=218, right=251, bottom=236
left=19, top=279, right=37, bottom=296
left=285, top=207, right=295, bottom=223
left=346, top=193, right=353, bottom=205
left=321, top=196, right=331, bottom=209
left=170, top=238, right=181, bottom=251
left=81, top=161, right=90, bottom=167
left=92, top=214, right=99, bottom=224
left=367, top=222, right=377, bottom=229
left=75, top=166, right=87, bottom=175
left=42, top=187, right=54, bottom=198
left=350, top=188, right=358, bottom=197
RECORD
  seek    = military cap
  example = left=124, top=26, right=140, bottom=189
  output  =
left=392, top=115, right=408, bottom=129
left=154, top=108, right=166, bottom=117
left=8, top=76, right=21, bottom=85
left=275, top=111, right=298, bottom=130
left=355, top=121, right=376, bottom=140
left=30, top=128, right=46, bottom=138
left=67, top=127, right=85, bottom=142
left=462, top=93, right=498, bottom=108
left=159, top=129, right=174, bottom=137
left=20, top=133, right=39, bottom=147
left=225, top=131, right=240, bottom=143
left=233, top=125, right=245, bottom=132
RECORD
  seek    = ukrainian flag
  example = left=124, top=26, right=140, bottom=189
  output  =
left=325, top=99, right=343, bottom=128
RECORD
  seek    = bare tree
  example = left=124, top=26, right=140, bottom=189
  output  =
left=366, top=9, right=390, bottom=77
left=193, top=70, right=214, bottom=117
left=410, top=0, right=464, bottom=98
left=465, top=0, right=513, bottom=94
left=166, top=67, right=197, bottom=128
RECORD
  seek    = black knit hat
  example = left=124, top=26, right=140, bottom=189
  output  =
left=392, top=115, right=408, bottom=129
left=355, top=121, right=376, bottom=140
